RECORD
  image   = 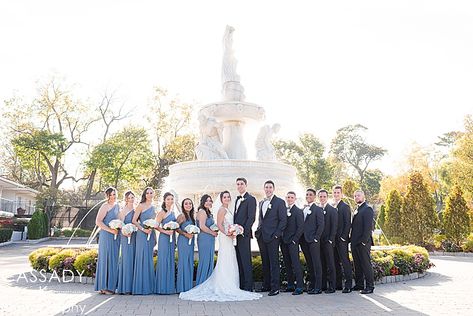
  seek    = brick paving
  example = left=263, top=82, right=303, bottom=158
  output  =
left=0, top=239, right=472, bottom=315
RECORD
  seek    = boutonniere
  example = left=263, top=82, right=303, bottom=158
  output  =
left=240, top=197, right=245, bottom=202
left=268, top=203, right=272, bottom=209
left=354, top=209, right=358, bottom=215
left=307, top=210, right=312, bottom=215
left=323, top=210, right=326, bottom=215
left=287, top=211, right=291, bottom=217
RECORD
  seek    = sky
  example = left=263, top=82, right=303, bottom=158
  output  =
left=1, top=0, right=473, bottom=177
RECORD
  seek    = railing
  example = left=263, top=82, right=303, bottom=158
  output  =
left=0, top=198, right=35, bottom=215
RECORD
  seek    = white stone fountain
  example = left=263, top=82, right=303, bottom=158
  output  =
left=166, top=26, right=297, bottom=200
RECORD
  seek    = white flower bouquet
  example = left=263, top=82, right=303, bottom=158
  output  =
left=184, top=224, right=200, bottom=245
left=122, top=223, right=138, bottom=244
left=227, top=224, right=244, bottom=246
left=109, top=219, right=124, bottom=240
left=163, top=221, right=179, bottom=243
left=143, top=219, right=158, bottom=241
left=210, top=223, right=219, bottom=233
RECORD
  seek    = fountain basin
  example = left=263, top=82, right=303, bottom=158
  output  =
left=167, top=159, right=297, bottom=200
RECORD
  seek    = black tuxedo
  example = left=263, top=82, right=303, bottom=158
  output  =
left=233, top=192, right=257, bottom=291
left=299, top=204, right=324, bottom=291
left=280, top=205, right=304, bottom=289
left=350, top=201, right=375, bottom=290
left=255, top=195, right=287, bottom=291
left=334, top=200, right=353, bottom=289
left=320, top=204, right=338, bottom=291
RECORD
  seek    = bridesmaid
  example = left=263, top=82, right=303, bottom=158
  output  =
left=154, top=192, right=177, bottom=294
left=176, top=198, right=196, bottom=293
left=131, top=187, right=157, bottom=295
left=195, top=194, right=217, bottom=285
left=94, top=187, right=120, bottom=294
left=117, top=190, right=136, bottom=295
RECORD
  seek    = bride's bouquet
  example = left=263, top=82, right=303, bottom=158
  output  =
left=184, top=224, right=200, bottom=245
left=122, top=223, right=138, bottom=244
left=109, top=219, right=124, bottom=240
left=227, top=224, right=244, bottom=246
left=210, top=224, right=219, bottom=234
left=142, top=219, right=158, bottom=241
left=163, top=221, right=179, bottom=243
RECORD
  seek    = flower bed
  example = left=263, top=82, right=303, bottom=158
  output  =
left=28, top=245, right=432, bottom=284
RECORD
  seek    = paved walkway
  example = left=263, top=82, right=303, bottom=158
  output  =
left=0, top=240, right=472, bottom=315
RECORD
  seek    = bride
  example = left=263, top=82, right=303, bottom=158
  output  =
left=179, top=191, right=262, bottom=302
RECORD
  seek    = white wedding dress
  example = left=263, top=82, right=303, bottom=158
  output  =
left=179, top=208, right=262, bottom=301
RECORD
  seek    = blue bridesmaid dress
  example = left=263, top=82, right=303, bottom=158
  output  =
left=117, top=210, right=135, bottom=294
left=195, top=215, right=215, bottom=285
left=155, top=212, right=177, bottom=294
left=176, top=219, right=195, bottom=293
left=94, top=204, right=120, bottom=292
left=132, top=206, right=156, bottom=295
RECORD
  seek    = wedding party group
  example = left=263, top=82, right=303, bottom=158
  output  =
left=94, top=177, right=375, bottom=302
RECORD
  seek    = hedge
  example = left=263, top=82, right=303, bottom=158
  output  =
left=0, top=228, right=13, bottom=243
left=29, top=245, right=433, bottom=283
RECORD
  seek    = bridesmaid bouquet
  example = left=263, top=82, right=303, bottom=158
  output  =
left=227, top=224, right=244, bottom=246
left=109, top=219, right=124, bottom=240
left=143, top=219, right=158, bottom=241
left=122, top=223, right=137, bottom=244
left=184, top=225, right=200, bottom=245
left=163, top=221, right=179, bottom=243
left=210, top=224, right=219, bottom=233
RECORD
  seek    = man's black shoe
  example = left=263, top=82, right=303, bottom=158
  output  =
left=268, top=290, right=279, bottom=296
left=351, top=285, right=364, bottom=291
left=342, top=287, right=352, bottom=293
left=325, top=288, right=335, bottom=294
left=307, top=289, right=322, bottom=295
left=360, top=288, right=374, bottom=294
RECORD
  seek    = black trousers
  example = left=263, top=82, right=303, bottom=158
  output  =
left=352, top=243, right=374, bottom=290
left=257, top=237, right=281, bottom=291
left=235, top=235, right=254, bottom=291
left=280, top=241, right=304, bottom=289
left=335, top=239, right=353, bottom=289
left=321, top=241, right=336, bottom=290
left=299, top=238, right=322, bottom=290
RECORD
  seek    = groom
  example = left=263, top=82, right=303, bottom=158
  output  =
left=234, top=177, right=257, bottom=291
left=255, top=180, right=287, bottom=296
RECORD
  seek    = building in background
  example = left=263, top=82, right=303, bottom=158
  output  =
left=0, top=176, right=39, bottom=215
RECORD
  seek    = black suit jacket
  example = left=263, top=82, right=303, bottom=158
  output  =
left=302, top=204, right=325, bottom=243
left=336, top=200, right=351, bottom=241
left=350, top=202, right=374, bottom=246
left=282, top=205, right=304, bottom=244
left=255, top=195, right=287, bottom=243
left=321, top=204, right=338, bottom=243
left=233, top=192, right=257, bottom=238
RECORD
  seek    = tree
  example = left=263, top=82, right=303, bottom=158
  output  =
left=377, top=204, right=386, bottom=230
left=86, top=127, right=154, bottom=192
left=362, top=169, right=383, bottom=198
left=341, top=178, right=358, bottom=208
left=443, top=185, right=471, bottom=246
left=146, top=87, right=196, bottom=193
left=2, top=77, right=97, bottom=195
left=450, top=116, right=473, bottom=201
left=401, top=171, right=440, bottom=246
left=384, top=190, right=403, bottom=243
left=330, top=124, right=386, bottom=186
left=274, top=133, right=335, bottom=189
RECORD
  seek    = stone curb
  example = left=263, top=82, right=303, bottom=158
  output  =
left=374, top=272, right=426, bottom=285
left=50, top=237, right=90, bottom=240
left=429, top=251, right=473, bottom=257
left=0, top=241, right=14, bottom=247
left=12, top=237, right=50, bottom=244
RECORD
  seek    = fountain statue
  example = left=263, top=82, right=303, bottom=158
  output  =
left=166, top=26, right=297, bottom=200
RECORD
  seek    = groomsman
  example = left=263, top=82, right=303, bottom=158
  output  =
left=234, top=177, right=257, bottom=291
left=351, top=190, right=375, bottom=294
left=299, top=189, right=325, bottom=294
left=332, top=185, right=353, bottom=293
left=280, top=191, right=304, bottom=295
left=255, top=180, right=287, bottom=296
left=318, top=189, right=338, bottom=294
